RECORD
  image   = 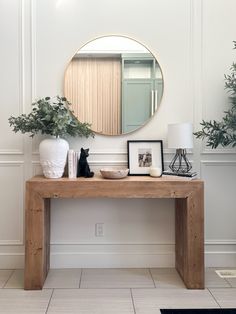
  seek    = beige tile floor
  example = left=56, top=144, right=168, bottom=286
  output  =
left=0, top=268, right=236, bottom=313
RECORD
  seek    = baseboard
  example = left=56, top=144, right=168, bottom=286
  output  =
left=50, top=252, right=175, bottom=268
left=205, top=252, right=236, bottom=267
left=0, top=246, right=235, bottom=269
left=205, top=241, right=236, bottom=267
left=51, top=252, right=236, bottom=268
left=0, top=253, right=24, bottom=269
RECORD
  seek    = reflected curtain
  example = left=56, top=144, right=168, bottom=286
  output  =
left=64, top=57, right=121, bottom=135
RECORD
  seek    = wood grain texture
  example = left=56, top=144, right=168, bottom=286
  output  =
left=64, top=57, right=121, bottom=135
left=27, top=175, right=202, bottom=199
left=175, top=184, right=204, bottom=289
left=24, top=183, right=51, bottom=290
left=24, top=175, right=204, bottom=290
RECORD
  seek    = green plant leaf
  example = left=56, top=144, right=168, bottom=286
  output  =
left=8, top=96, right=94, bottom=138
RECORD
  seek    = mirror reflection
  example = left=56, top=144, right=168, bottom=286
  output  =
left=64, top=36, right=164, bottom=135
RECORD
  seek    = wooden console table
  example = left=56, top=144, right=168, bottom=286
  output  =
left=24, top=175, right=204, bottom=290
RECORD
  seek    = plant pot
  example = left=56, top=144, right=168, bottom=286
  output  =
left=39, top=138, right=69, bottom=178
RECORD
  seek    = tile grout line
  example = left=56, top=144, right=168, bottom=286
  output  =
left=45, top=288, right=54, bottom=314
left=79, top=269, right=83, bottom=288
left=130, top=288, right=136, bottom=314
left=2, top=269, right=15, bottom=289
left=28, top=287, right=157, bottom=290
left=207, top=288, right=222, bottom=309
left=148, top=268, right=157, bottom=288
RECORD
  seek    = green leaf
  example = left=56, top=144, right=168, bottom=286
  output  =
left=8, top=96, right=94, bottom=138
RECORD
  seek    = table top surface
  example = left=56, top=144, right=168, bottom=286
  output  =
left=28, top=174, right=203, bottom=183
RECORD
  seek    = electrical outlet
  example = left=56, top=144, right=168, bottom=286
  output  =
left=95, top=223, right=104, bottom=237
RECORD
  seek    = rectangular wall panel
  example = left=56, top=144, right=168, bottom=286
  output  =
left=201, top=161, right=236, bottom=241
left=0, top=0, right=24, bottom=154
left=201, top=0, right=236, bottom=154
left=0, top=163, right=24, bottom=245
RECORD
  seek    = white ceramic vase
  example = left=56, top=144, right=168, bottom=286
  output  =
left=39, top=137, right=69, bottom=179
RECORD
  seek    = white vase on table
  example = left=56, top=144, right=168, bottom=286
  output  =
left=39, top=137, right=69, bottom=178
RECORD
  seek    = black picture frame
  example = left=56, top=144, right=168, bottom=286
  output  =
left=127, top=140, right=164, bottom=176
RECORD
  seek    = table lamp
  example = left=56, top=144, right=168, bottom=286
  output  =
left=168, top=122, right=193, bottom=173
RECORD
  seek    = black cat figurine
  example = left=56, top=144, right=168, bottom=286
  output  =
left=77, top=148, right=94, bottom=178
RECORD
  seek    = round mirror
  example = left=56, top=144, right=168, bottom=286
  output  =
left=64, top=35, right=164, bottom=135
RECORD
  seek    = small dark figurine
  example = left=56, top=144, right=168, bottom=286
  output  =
left=77, top=148, right=94, bottom=178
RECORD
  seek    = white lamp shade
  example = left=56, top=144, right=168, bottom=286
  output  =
left=168, top=123, right=193, bottom=149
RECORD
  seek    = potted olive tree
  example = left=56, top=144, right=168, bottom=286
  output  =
left=9, top=96, right=94, bottom=178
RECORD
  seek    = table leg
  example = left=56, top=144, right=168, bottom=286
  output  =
left=24, top=185, right=50, bottom=290
left=175, top=188, right=204, bottom=289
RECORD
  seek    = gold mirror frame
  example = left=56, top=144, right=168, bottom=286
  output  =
left=64, top=35, right=164, bottom=136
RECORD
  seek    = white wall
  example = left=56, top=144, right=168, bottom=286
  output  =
left=0, top=0, right=236, bottom=269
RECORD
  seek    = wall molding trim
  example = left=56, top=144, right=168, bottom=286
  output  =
left=51, top=241, right=175, bottom=246
left=0, top=240, right=24, bottom=246
left=0, top=250, right=235, bottom=268
left=89, top=151, right=126, bottom=156
left=0, top=151, right=24, bottom=156
left=201, top=161, right=236, bottom=166
left=32, top=149, right=187, bottom=157
left=50, top=240, right=236, bottom=246
left=50, top=251, right=175, bottom=268
left=0, top=161, right=24, bottom=166
left=206, top=240, right=236, bottom=245
left=0, top=253, right=24, bottom=269
left=199, top=0, right=236, bottom=156
left=0, top=0, right=25, bottom=155
left=30, top=0, right=37, bottom=101
left=205, top=251, right=236, bottom=267
left=202, top=148, right=236, bottom=155
left=89, top=160, right=127, bottom=166
left=0, top=161, right=24, bottom=246
left=51, top=251, right=236, bottom=268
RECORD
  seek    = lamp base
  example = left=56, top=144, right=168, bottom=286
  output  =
left=169, top=148, right=192, bottom=173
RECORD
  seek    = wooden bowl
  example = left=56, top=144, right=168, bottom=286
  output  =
left=100, top=168, right=129, bottom=179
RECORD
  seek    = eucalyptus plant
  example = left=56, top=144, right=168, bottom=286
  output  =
left=194, top=42, right=236, bottom=148
left=9, top=96, right=94, bottom=138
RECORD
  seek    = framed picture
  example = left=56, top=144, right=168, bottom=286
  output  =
left=127, top=140, right=164, bottom=176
